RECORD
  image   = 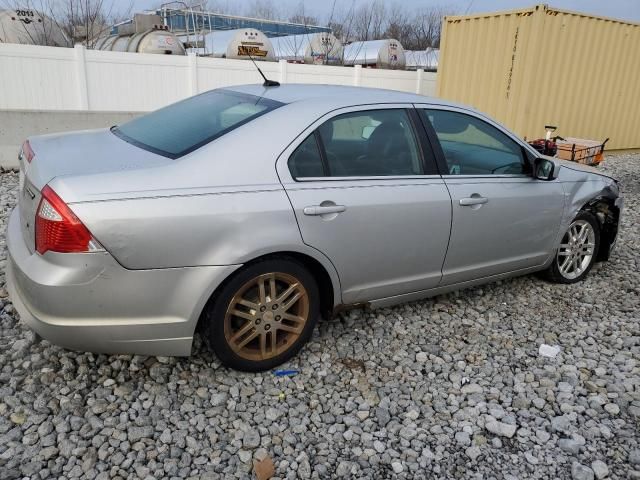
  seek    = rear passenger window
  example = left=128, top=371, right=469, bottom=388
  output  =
left=319, top=109, right=422, bottom=177
left=288, top=134, right=325, bottom=179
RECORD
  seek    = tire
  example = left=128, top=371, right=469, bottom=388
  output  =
left=203, top=258, right=320, bottom=372
left=545, top=211, right=600, bottom=284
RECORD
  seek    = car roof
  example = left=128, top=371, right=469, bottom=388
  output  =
left=225, top=83, right=463, bottom=109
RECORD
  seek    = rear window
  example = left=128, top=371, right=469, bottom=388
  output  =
left=112, top=90, right=283, bottom=159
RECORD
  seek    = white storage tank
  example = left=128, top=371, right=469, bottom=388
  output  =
left=343, top=39, right=406, bottom=69
left=0, top=8, right=68, bottom=46
left=191, top=28, right=275, bottom=60
left=405, top=48, right=439, bottom=71
left=270, top=32, right=343, bottom=65
left=95, top=26, right=185, bottom=55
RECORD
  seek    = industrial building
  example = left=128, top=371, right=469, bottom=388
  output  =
left=112, top=8, right=331, bottom=38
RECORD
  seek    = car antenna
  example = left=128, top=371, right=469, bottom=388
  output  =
left=246, top=50, right=280, bottom=87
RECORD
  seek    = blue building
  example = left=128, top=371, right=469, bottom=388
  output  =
left=113, top=9, right=331, bottom=38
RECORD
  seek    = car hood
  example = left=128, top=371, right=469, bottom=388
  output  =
left=25, top=128, right=171, bottom=191
left=551, top=156, right=617, bottom=183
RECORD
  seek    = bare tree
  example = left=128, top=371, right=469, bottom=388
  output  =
left=288, top=13, right=318, bottom=26
left=411, top=5, right=449, bottom=48
left=1, top=0, right=63, bottom=45
left=323, top=1, right=452, bottom=49
left=243, top=0, right=279, bottom=20
left=202, top=0, right=239, bottom=15
left=384, top=3, right=412, bottom=45
left=351, top=0, right=386, bottom=41
left=52, top=0, right=132, bottom=48
left=326, top=0, right=356, bottom=43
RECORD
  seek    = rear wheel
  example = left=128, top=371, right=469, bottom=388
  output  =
left=545, top=212, right=600, bottom=284
left=204, top=258, right=319, bottom=371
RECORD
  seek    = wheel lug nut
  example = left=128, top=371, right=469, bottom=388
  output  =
left=265, top=324, right=271, bottom=331
left=275, top=315, right=281, bottom=321
left=255, top=319, right=261, bottom=325
left=272, top=304, right=278, bottom=310
left=260, top=306, right=266, bottom=312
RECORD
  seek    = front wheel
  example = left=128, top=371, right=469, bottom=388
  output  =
left=545, top=212, right=600, bottom=284
left=203, top=258, right=320, bottom=371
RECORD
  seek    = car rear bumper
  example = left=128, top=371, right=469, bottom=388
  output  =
left=5, top=207, right=240, bottom=356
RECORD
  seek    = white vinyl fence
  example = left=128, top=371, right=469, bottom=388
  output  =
left=0, top=43, right=437, bottom=112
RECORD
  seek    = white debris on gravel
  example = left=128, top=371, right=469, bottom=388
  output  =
left=0, top=153, right=638, bottom=479
left=539, top=343, right=561, bottom=358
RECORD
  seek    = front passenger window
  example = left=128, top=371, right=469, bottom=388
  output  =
left=424, top=109, right=526, bottom=175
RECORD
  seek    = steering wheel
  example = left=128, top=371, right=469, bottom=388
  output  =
left=491, top=162, right=523, bottom=174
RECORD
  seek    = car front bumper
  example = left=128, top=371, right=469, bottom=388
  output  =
left=5, top=207, right=239, bottom=356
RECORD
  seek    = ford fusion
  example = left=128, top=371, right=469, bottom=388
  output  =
left=6, top=84, right=622, bottom=371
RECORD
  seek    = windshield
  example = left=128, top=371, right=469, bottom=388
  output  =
left=112, top=90, right=283, bottom=159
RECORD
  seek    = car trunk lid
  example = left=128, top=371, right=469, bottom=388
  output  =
left=24, top=128, right=172, bottom=191
left=18, top=128, right=172, bottom=253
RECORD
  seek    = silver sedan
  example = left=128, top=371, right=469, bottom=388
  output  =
left=6, top=84, right=623, bottom=371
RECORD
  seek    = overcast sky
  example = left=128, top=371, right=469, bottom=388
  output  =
left=124, top=0, right=640, bottom=24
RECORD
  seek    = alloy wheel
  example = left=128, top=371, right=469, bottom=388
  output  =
left=224, top=272, right=309, bottom=361
left=556, top=219, right=596, bottom=280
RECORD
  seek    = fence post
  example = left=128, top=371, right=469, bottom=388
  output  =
left=353, top=64, right=362, bottom=86
left=74, top=44, right=89, bottom=110
left=188, top=52, right=198, bottom=96
left=415, top=69, right=424, bottom=94
left=279, top=59, right=288, bottom=84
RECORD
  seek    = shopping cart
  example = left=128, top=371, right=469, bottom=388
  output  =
left=528, top=125, right=609, bottom=166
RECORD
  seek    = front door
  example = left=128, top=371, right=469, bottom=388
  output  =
left=278, top=106, right=452, bottom=304
left=418, top=106, right=565, bottom=285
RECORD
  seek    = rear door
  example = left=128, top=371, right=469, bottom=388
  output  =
left=277, top=105, right=452, bottom=304
left=416, top=105, right=565, bottom=285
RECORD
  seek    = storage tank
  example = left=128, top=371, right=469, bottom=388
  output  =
left=191, top=28, right=275, bottom=60
left=405, top=48, right=439, bottom=71
left=343, top=39, right=406, bottom=69
left=0, top=8, right=68, bottom=46
left=270, top=32, right=343, bottom=65
left=95, top=25, right=185, bottom=55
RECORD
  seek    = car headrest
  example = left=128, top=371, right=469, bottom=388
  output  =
left=368, top=122, right=406, bottom=154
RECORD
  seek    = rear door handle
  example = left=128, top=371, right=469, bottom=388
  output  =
left=303, top=205, right=346, bottom=216
left=459, top=196, right=488, bottom=206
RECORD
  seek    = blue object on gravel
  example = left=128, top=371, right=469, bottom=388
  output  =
left=274, top=369, right=299, bottom=377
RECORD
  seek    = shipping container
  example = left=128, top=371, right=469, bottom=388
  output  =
left=437, top=4, right=640, bottom=149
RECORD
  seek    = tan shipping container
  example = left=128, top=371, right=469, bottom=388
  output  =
left=436, top=4, right=640, bottom=150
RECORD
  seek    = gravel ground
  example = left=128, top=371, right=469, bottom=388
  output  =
left=0, top=154, right=638, bottom=480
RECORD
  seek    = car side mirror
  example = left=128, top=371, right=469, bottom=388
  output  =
left=534, top=158, right=560, bottom=181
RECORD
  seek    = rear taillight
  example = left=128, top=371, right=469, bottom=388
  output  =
left=35, top=185, right=102, bottom=254
left=21, top=140, right=35, bottom=163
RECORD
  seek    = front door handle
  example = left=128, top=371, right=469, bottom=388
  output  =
left=459, top=196, right=488, bottom=206
left=303, top=205, right=346, bottom=216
